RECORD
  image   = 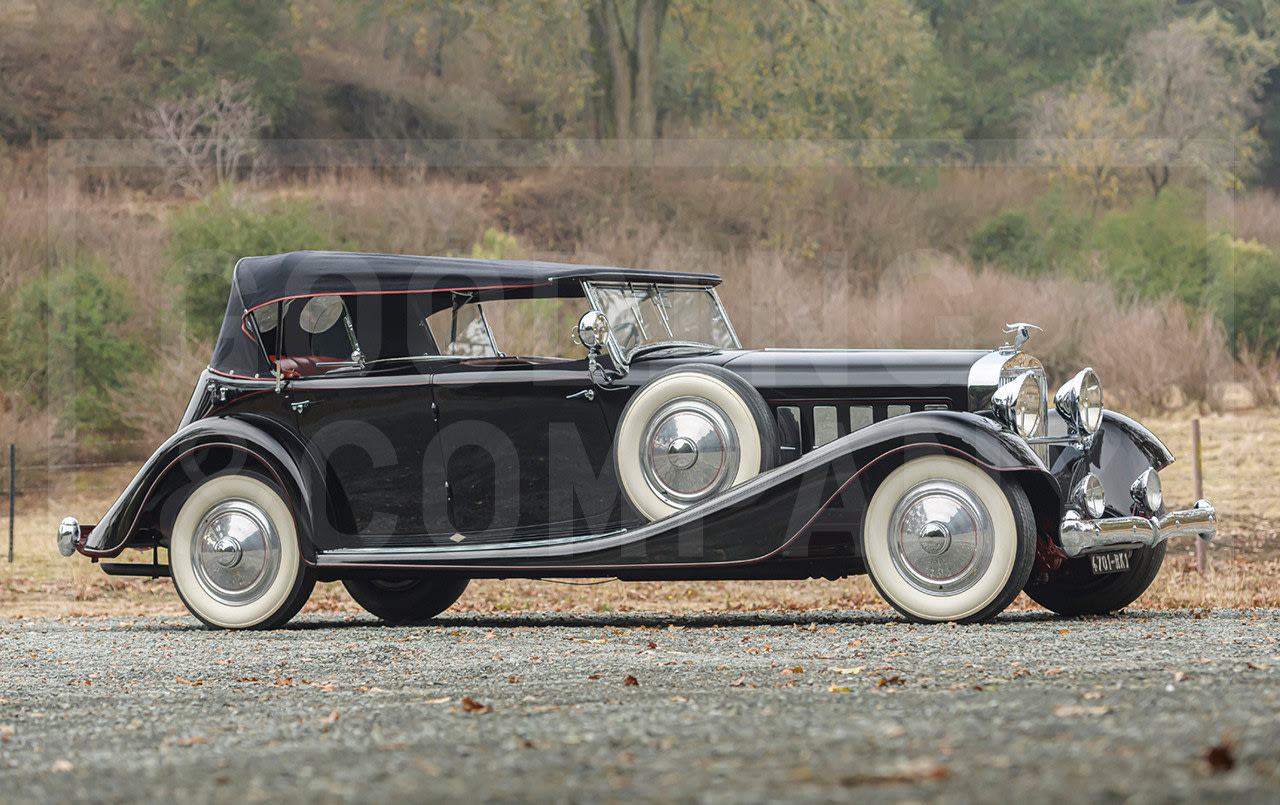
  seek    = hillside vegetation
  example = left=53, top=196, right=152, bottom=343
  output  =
left=1, top=0, right=1279, bottom=461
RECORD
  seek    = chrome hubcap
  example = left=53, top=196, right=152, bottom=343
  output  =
left=887, top=479, right=994, bottom=596
left=640, top=397, right=741, bottom=507
left=190, top=499, right=281, bottom=606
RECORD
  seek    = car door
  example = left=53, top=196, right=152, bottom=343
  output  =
left=290, top=375, right=444, bottom=548
left=429, top=359, right=621, bottom=542
left=274, top=293, right=449, bottom=548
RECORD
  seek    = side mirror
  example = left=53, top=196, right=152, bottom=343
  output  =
left=574, top=310, right=610, bottom=353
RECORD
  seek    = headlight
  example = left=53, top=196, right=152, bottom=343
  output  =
left=1055, top=368, right=1103, bottom=436
left=1130, top=468, right=1162, bottom=515
left=992, top=371, right=1042, bottom=438
left=1074, top=473, right=1106, bottom=518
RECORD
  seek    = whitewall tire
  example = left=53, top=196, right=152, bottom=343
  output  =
left=862, top=455, right=1035, bottom=623
left=615, top=365, right=779, bottom=522
left=170, top=473, right=314, bottom=630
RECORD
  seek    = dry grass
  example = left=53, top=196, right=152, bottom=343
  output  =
left=2, top=409, right=1276, bottom=619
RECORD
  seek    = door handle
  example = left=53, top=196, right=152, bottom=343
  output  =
left=566, top=389, right=596, bottom=401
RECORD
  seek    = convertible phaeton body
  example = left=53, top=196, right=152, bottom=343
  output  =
left=57, top=252, right=1217, bottom=628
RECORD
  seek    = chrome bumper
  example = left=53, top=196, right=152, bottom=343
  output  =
left=1059, top=500, right=1216, bottom=558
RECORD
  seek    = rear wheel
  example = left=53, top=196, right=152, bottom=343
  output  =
left=169, top=472, right=314, bottom=630
left=862, top=455, right=1036, bottom=623
left=342, top=577, right=470, bottom=623
left=1024, top=542, right=1166, bottom=616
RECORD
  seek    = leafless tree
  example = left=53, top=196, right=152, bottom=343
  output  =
left=141, top=80, right=271, bottom=197
left=1129, top=20, right=1255, bottom=196
left=1021, top=16, right=1278, bottom=200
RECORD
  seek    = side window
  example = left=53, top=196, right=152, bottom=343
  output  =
left=426, top=303, right=498, bottom=357
left=425, top=298, right=589, bottom=359
left=252, top=296, right=358, bottom=378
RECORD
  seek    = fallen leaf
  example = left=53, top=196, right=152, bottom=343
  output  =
left=1173, top=671, right=1189, bottom=683
left=829, top=666, right=865, bottom=675
left=1205, top=739, right=1235, bottom=773
left=460, top=697, right=489, bottom=713
left=423, top=697, right=451, bottom=704
left=587, top=674, right=601, bottom=680
left=1082, top=691, right=1105, bottom=700
left=729, top=675, right=748, bottom=687
left=508, top=676, right=522, bottom=683
left=176, top=737, right=206, bottom=747
left=623, top=674, right=640, bottom=687
left=50, top=759, right=74, bottom=773
left=828, top=685, right=851, bottom=692
left=1053, top=705, right=1111, bottom=717
left=320, top=710, right=340, bottom=724
left=840, top=759, right=949, bottom=786
left=1245, top=661, right=1268, bottom=670
left=647, top=641, right=657, bottom=649
left=876, top=675, right=905, bottom=687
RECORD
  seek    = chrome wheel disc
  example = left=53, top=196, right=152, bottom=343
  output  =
left=639, top=397, right=740, bottom=507
left=190, top=499, right=282, bottom=606
left=886, top=479, right=995, bottom=596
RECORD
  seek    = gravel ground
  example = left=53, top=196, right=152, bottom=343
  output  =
left=1, top=608, right=1278, bottom=804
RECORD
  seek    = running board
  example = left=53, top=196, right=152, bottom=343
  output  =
left=99, top=562, right=171, bottom=578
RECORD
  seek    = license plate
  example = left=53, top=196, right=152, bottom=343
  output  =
left=1090, top=551, right=1132, bottom=574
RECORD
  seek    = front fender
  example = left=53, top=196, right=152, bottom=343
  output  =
left=81, top=415, right=322, bottom=558
left=1047, top=410, right=1174, bottom=518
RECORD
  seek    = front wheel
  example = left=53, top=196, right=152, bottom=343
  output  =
left=169, top=472, right=315, bottom=630
left=862, top=455, right=1036, bottom=623
left=342, top=577, right=470, bottom=623
left=1024, top=542, right=1166, bottom=616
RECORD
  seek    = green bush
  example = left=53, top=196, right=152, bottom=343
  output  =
left=469, top=228, right=522, bottom=260
left=1090, top=189, right=1210, bottom=306
left=1, top=258, right=143, bottom=434
left=1208, top=235, right=1280, bottom=354
left=969, top=209, right=1035, bottom=269
left=167, top=189, right=335, bottom=339
left=968, top=187, right=1092, bottom=275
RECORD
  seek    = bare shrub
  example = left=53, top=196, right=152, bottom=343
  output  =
left=1236, top=341, right=1280, bottom=407
left=140, top=80, right=270, bottom=198
left=1218, top=190, right=1280, bottom=254
left=310, top=173, right=489, bottom=255
left=0, top=400, right=56, bottom=471
left=112, top=337, right=211, bottom=448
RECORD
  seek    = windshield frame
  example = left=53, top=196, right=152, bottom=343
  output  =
left=581, top=280, right=741, bottom=363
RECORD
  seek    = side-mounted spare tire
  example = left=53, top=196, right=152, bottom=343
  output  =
left=614, top=364, right=780, bottom=522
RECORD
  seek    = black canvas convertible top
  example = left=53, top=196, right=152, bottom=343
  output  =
left=211, top=251, right=722, bottom=377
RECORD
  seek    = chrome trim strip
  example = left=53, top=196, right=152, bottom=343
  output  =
left=1059, top=500, right=1216, bottom=557
left=328, top=528, right=631, bottom=556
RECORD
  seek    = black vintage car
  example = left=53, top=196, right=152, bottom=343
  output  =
left=58, top=252, right=1216, bottom=629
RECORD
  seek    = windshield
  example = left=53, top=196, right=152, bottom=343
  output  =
left=584, top=282, right=740, bottom=360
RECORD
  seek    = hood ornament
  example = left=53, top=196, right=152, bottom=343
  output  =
left=1002, top=322, right=1042, bottom=351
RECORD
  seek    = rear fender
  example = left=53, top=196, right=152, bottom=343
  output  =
left=82, top=416, right=322, bottom=560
